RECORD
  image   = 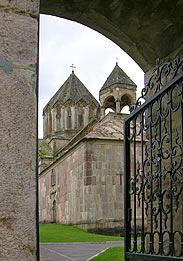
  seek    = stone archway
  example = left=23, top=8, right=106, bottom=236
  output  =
left=1, top=1, right=183, bottom=260
left=40, top=0, right=183, bottom=72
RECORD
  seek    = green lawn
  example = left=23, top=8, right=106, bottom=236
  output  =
left=90, top=247, right=124, bottom=261
left=90, top=245, right=142, bottom=260
left=39, top=224, right=124, bottom=243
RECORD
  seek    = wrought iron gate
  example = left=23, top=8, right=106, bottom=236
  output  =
left=124, top=58, right=183, bottom=261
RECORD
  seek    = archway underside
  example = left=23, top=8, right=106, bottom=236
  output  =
left=40, top=0, right=183, bottom=72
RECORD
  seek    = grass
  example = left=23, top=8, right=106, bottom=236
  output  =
left=90, top=247, right=124, bottom=261
left=39, top=224, right=124, bottom=243
left=90, top=245, right=142, bottom=260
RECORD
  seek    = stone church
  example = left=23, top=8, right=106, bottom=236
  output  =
left=39, top=62, right=142, bottom=236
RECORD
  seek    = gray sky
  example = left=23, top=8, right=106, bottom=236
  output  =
left=39, top=14, right=144, bottom=138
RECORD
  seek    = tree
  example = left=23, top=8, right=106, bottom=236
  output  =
left=39, top=139, right=52, bottom=158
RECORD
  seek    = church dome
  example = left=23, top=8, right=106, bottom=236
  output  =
left=43, top=70, right=100, bottom=142
left=44, top=71, right=99, bottom=111
left=100, top=62, right=136, bottom=93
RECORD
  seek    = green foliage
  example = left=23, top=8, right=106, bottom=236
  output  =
left=90, top=247, right=124, bottom=261
left=38, top=139, right=52, bottom=158
left=39, top=224, right=124, bottom=243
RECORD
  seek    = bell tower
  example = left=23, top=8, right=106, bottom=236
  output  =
left=99, top=62, right=137, bottom=117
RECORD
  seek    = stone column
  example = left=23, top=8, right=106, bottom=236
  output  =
left=116, top=101, right=121, bottom=113
left=61, top=107, right=65, bottom=130
left=94, top=108, right=97, bottom=117
left=75, top=107, right=79, bottom=129
left=0, top=1, right=39, bottom=260
left=51, top=108, right=56, bottom=133
left=56, top=111, right=60, bottom=131
left=47, top=110, right=52, bottom=136
left=84, top=106, right=89, bottom=126
left=65, top=109, right=68, bottom=130
left=71, top=106, right=76, bottom=129
left=43, top=111, right=48, bottom=138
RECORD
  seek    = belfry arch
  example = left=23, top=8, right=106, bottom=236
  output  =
left=102, top=96, right=116, bottom=112
left=120, top=94, right=133, bottom=109
left=1, top=0, right=183, bottom=260
left=99, top=61, right=136, bottom=116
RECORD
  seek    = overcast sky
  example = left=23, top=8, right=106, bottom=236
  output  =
left=39, top=14, right=144, bottom=138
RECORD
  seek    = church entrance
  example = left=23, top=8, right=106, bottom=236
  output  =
left=124, top=58, right=183, bottom=260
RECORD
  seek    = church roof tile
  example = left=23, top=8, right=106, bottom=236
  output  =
left=100, top=62, right=136, bottom=91
left=44, top=72, right=99, bottom=111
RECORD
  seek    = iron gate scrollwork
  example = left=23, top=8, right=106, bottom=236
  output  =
left=124, top=58, right=183, bottom=261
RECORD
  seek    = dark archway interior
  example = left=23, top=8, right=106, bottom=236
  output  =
left=120, top=95, right=131, bottom=111
left=104, top=96, right=116, bottom=111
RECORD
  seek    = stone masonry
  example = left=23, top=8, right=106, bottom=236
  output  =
left=39, top=113, right=143, bottom=236
left=0, top=1, right=39, bottom=260
left=39, top=138, right=125, bottom=235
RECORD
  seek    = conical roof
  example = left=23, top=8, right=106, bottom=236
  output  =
left=44, top=71, right=99, bottom=111
left=100, top=62, right=136, bottom=92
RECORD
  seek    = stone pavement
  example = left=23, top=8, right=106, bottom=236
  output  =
left=40, top=241, right=124, bottom=261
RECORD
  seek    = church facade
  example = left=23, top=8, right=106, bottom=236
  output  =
left=39, top=63, right=142, bottom=236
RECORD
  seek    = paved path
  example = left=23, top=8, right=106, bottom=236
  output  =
left=40, top=241, right=124, bottom=261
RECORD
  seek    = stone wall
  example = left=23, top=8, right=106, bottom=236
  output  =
left=82, top=140, right=124, bottom=236
left=39, top=142, right=86, bottom=224
left=39, top=138, right=142, bottom=236
left=0, top=1, right=39, bottom=260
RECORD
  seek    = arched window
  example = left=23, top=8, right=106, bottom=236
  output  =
left=79, top=114, right=83, bottom=128
left=120, top=95, right=132, bottom=110
left=56, top=105, right=61, bottom=131
left=103, top=96, right=116, bottom=111
left=78, top=107, right=83, bottom=129
left=67, top=108, right=71, bottom=129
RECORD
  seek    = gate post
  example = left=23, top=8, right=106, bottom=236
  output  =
left=124, top=119, right=131, bottom=261
left=0, top=1, right=39, bottom=260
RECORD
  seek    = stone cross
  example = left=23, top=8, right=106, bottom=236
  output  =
left=70, top=64, right=76, bottom=73
left=115, top=57, right=119, bottom=64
